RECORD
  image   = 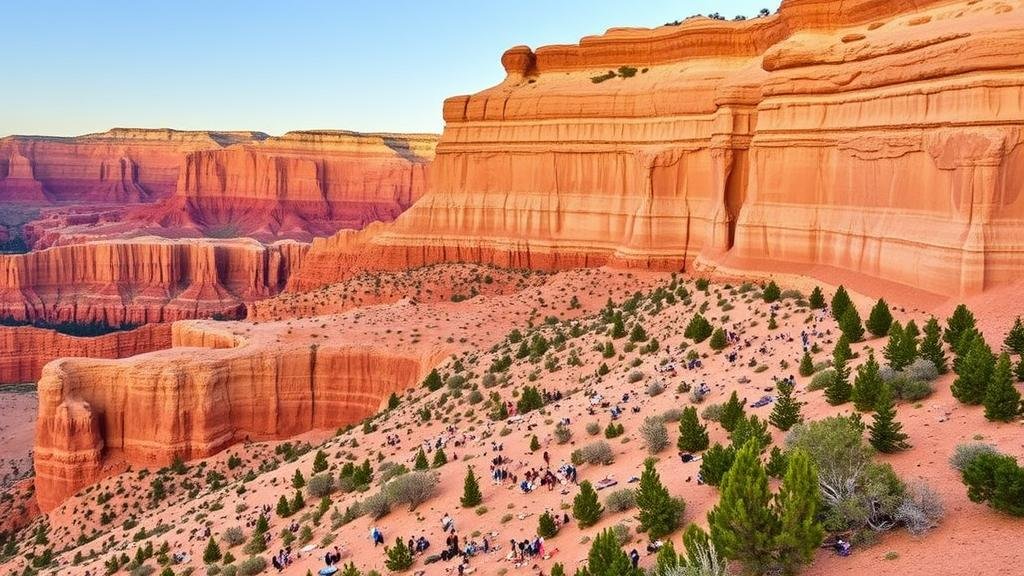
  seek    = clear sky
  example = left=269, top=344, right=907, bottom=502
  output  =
left=2, top=1, right=780, bottom=137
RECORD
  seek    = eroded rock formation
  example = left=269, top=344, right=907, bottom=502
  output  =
left=0, top=237, right=307, bottom=326
left=291, top=0, right=1024, bottom=296
left=0, top=324, right=171, bottom=385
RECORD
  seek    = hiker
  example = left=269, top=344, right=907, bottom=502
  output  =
left=629, top=548, right=640, bottom=568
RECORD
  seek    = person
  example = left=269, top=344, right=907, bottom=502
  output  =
left=629, top=548, right=640, bottom=568
left=834, top=539, right=851, bottom=556
left=371, top=526, right=384, bottom=546
left=442, top=512, right=454, bottom=532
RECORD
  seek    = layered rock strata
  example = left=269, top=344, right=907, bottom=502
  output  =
left=291, top=0, right=1024, bottom=296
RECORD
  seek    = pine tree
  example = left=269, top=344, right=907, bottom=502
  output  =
left=388, top=392, right=401, bottom=410
left=602, top=341, right=616, bottom=359
left=730, top=414, right=771, bottom=453
left=685, top=313, right=714, bottom=343
left=630, top=323, right=648, bottom=343
left=292, top=469, right=305, bottom=489
left=582, top=528, right=639, bottom=576
left=537, top=511, right=558, bottom=538
left=1005, top=317, right=1024, bottom=355
left=808, top=286, right=825, bottom=310
left=851, top=351, right=884, bottom=412
left=677, top=406, right=709, bottom=452
left=529, top=435, right=541, bottom=452
left=255, top=513, right=269, bottom=534
left=866, top=298, right=893, bottom=337
left=719, top=390, right=746, bottom=432
left=550, top=563, right=566, bottom=576
left=868, top=386, right=910, bottom=453
left=291, top=489, right=305, bottom=511
left=311, top=448, right=327, bottom=471
left=709, top=440, right=778, bottom=575
left=654, top=539, right=683, bottom=575
left=276, top=494, right=291, bottom=517
left=611, top=313, right=627, bottom=339
left=699, top=443, right=736, bottom=487
left=825, top=336, right=852, bottom=405
left=920, top=317, right=948, bottom=374
left=340, top=563, right=362, bottom=576
left=414, top=448, right=429, bottom=471
left=635, top=459, right=684, bottom=539
left=883, top=321, right=909, bottom=370
left=572, top=480, right=604, bottom=527
left=432, top=447, right=448, bottom=468
left=460, top=467, right=482, bottom=507
left=384, top=537, right=414, bottom=571
left=839, top=306, right=864, bottom=343
left=952, top=334, right=996, bottom=405
left=798, top=351, right=815, bottom=377
left=830, top=286, right=853, bottom=320
left=984, top=353, right=1021, bottom=422
left=763, top=281, right=781, bottom=303
left=900, top=320, right=920, bottom=364
left=765, top=445, right=789, bottom=479
left=770, top=380, right=802, bottom=431
left=709, top=327, right=728, bottom=351
left=1016, top=356, right=1024, bottom=383
left=944, top=304, right=977, bottom=347
left=423, top=368, right=442, bottom=391
left=202, top=536, right=222, bottom=564
left=773, top=450, right=824, bottom=575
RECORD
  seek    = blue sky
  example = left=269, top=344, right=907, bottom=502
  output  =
left=1, top=1, right=779, bottom=137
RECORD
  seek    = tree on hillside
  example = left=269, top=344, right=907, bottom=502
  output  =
left=719, top=391, right=746, bottom=432
left=944, top=304, right=977, bottom=347
left=423, top=368, right=443, bottom=391
left=708, top=439, right=777, bottom=575
left=572, top=481, right=604, bottom=527
left=699, top=443, right=737, bottom=487
left=202, top=537, right=222, bottom=564
left=635, top=459, right=685, bottom=539
left=678, top=406, right=709, bottom=452
left=920, top=317, right=948, bottom=374
left=460, top=467, right=482, bottom=507
left=414, top=448, right=429, bottom=471
left=808, top=286, right=826, bottom=310
left=1005, top=317, right=1024, bottom=355
left=830, top=286, right=853, bottom=321
left=851, top=351, right=884, bottom=412
left=709, top=327, right=728, bottom=351
left=868, top=386, right=910, bottom=453
left=763, top=281, right=781, bottom=303
left=984, top=353, right=1021, bottom=422
left=839, top=306, right=865, bottom=343
left=773, top=450, right=825, bottom=575
left=798, top=351, right=815, bottom=377
left=825, top=336, right=853, bottom=405
left=384, top=537, right=414, bottom=571
left=865, top=299, right=893, bottom=337
left=611, top=312, right=627, bottom=339
left=883, top=321, right=910, bottom=371
left=770, top=379, right=803, bottom=431
left=576, top=528, right=640, bottom=576
left=292, top=469, right=305, bottom=489
left=312, top=450, right=328, bottom=474
left=952, top=334, right=996, bottom=405
left=730, top=414, right=771, bottom=454
left=685, top=313, right=714, bottom=343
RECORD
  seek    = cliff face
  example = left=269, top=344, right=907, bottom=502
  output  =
left=0, top=324, right=171, bottom=384
left=0, top=129, right=437, bottom=246
left=33, top=320, right=429, bottom=511
left=291, top=0, right=1024, bottom=296
left=0, top=237, right=307, bottom=326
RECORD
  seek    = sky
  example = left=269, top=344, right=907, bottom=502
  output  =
left=1, top=1, right=779, bottom=137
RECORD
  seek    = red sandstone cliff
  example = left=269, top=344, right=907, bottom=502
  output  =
left=0, top=324, right=171, bottom=384
left=0, top=237, right=307, bottom=326
left=290, top=0, right=1024, bottom=296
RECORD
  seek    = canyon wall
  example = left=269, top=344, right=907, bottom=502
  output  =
left=0, top=324, right=172, bottom=385
left=33, top=321, right=428, bottom=511
left=0, top=237, right=307, bottom=326
left=291, top=0, right=1024, bottom=296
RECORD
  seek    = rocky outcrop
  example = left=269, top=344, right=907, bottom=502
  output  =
left=290, top=0, right=1024, bottom=296
left=1, top=129, right=437, bottom=246
left=0, top=237, right=307, bottom=326
left=144, top=131, right=435, bottom=241
left=34, top=320, right=428, bottom=511
left=0, top=324, right=172, bottom=385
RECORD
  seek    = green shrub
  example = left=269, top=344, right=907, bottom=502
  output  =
left=808, top=369, right=836, bottom=392
left=572, top=441, right=615, bottom=465
left=384, top=471, right=438, bottom=510
left=306, top=473, right=336, bottom=498
left=604, top=488, right=636, bottom=513
left=950, top=443, right=998, bottom=472
left=585, top=421, right=601, bottom=436
left=236, top=557, right=266, bottom=576
left=639, top=416, right=669, bottom=454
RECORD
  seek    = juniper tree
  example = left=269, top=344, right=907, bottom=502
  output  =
left=276, top=495, right=291, bottom=518
left=952, top=334, right=996, bottom=405
left=579, top=528, right=639, bottom=576
left=709, top=439, right=778, bottom=575
left=292, top=469, right=305, bottom=489
left=730, top=414, right=771, bottom=453
left=677, top=406, right=709, bottom=452
left=611, top=313, right=627, bottom=339
left=432, top=447, right=448, bottom=468
left=709, top=328, right=728, bottom=351
left=763, top=281, right=781, bottom=303
left=766, top=445, right=789, bottom=479
left=414, top=448, right=429, bottom=471
left=825, top=336, right=853, bottom=405
left=920, top=317, right=948, bottom=374
left=384, top=537, right=414, bottom=571
left=798, top=351, right=815, bottom=377
left=770, top=379, right=802, bottom=431
left=460, top=467, right=482, bottom=507
left=202, top=537, right=222, bottom=564
left=851, top=351, right=884, bottom=412
left=830, top=286, right=853, bottom=321
left=719, top=390, right=746, bottom=432
left=1005, top=317, right=1024, bottom=355
left=685, top=313, right=714, bottom=343
left=291, top=489, right=305, bottom=511
left=883, top=321, right=910, bottom=370
left=572, top=480, right=604, bottom=527
left=636, top=459, right=684, bottom=539
left=900, top=320, right=920, bottom=364
left=537, top=511, right=558, bottom=538
left=868, top=386, right=910, bottom=453
left=630, top=323, right=648, bottom=343
left=865, top=298, right=893, bottom=337
left=423, top=368, right=442, bottom=392
left=944, top=304, right=977, bottom=347
left=808, top=286, right=825, bottom=310
left=839, top=306, right=864, bottom=343
left=984, top=353, right=1021, bottom=422
left=699, top=443, right=736, bottom=487
left=773, top=450, right=825, bottom=575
